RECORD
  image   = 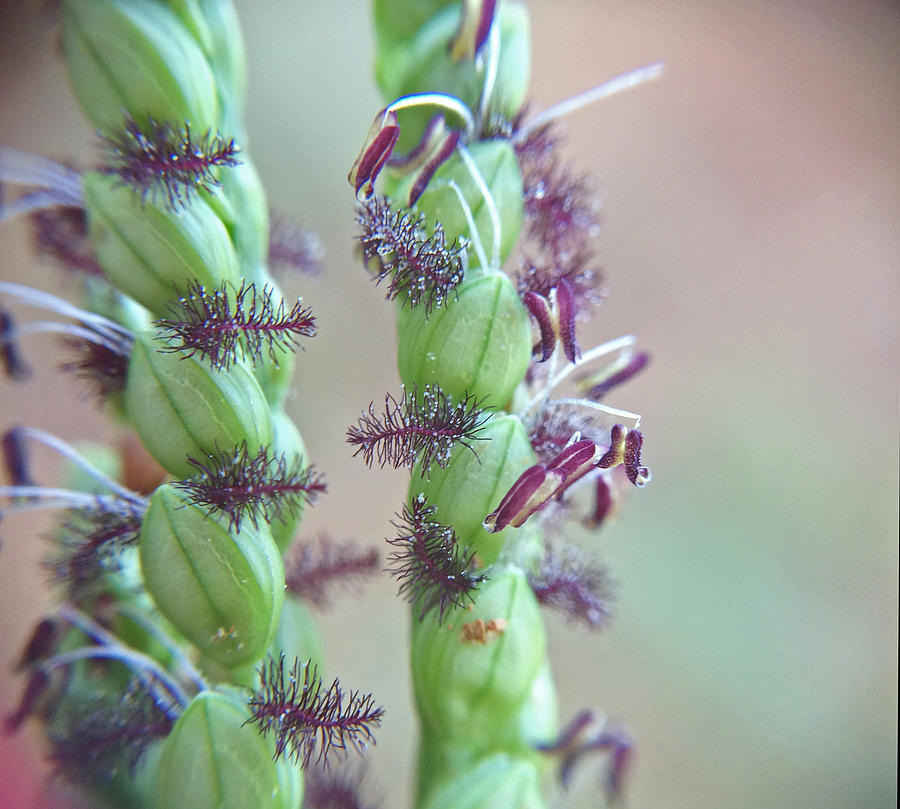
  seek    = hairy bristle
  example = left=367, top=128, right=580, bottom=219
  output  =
left=174, top=442, right=326, bottom=532
left=386, top=493, right=484, bottom=621
left=246, top=655, right=384, bottom=769
left=58, top=336, right=130, bottom=400
left=100, top=115, right=240, bottom=209
left=357, top=194, right=466, bottom=314
left=303, top=764, right=380, bottom=809
left=47, top=679, right=173, bottom=785
left=528, top=542, right=614, bottom=630
left=155, top=279, right=316, bottom=370
left=30, top=206, right=104, bottom=277
left=268, top=213, right=325, bottom=275
left=284, top=535, right=380, bottom=608
left=46, top=507, right=144, bottom=603
left=347, top=385, right=490, bottom=475
left=514, top=120, right=605, bottom=318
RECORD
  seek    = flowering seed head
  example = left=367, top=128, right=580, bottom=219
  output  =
left=173, top=442, right=326, bottom=533
left=387, top=493, right=485, bottom=621
left=100, top=115, right=240, bottom=210
left=247, top=655, right=384, bottom=769
left=356, top=195, right=466, bottom=315
left=347, top=385, right=491, bottom=475
left=155, top=279, right=316, bottom=371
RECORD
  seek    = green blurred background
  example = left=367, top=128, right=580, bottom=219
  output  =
left=1, top=2, right=897, bottom=807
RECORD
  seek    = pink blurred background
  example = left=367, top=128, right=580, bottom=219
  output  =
left=1, top=1, right=897, bottom=807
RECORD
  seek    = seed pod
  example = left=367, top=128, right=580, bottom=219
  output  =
left=153, top=691, right=292, bottom=809
left=397, top=273, right=531, bottom=410
left=376, top=2, right=531, bottom=151
left=83, top=172, right=241, bottom=317
left=400, top=139, right=524, bottom=275
left=139, top=484, right=284, bottom=668
left=125, top=332, right=271, bottom=479
left=410, top=413, right=536, bottom=565
left=420, top=752, right=543, bottom=809
left=411, top=566, right=545, bottom=753
left=62, top=0, right=219, bottom=133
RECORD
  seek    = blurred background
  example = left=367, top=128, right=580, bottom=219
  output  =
left=1, top=1, right=897, bottom=807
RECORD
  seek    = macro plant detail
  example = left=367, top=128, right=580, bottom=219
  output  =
left=0, top=1, right=661, bottom=808
left=1, top=2, right=382, bottom=808
left=348, top=0, right=660, bottom=806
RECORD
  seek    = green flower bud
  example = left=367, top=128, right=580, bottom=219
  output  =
left=397, top=273, right=531, bottom=408
left=270, top=595, right=325, bottom=678
left=153, top=691, right=286, bottom=809
left=411, top=566, right=546, bottom=751
left=373, top=0, right=454, bottom=56
left=275, top=756, right=305, bottom=809
left=166, top=0, right=248, bottom=136
left=399, top=139, right=524, bottom=275
left=421, top=752, right=543, bottom=809
left=62, top=0, right=219, bottom=133
left=139, top=484, right=284, bottom=668
left=376, top=2, right=530, bottom=151
left=268, top=410, right=308, bottom=551
left=410, top=413, right=536, bottom=565
left=515, top=661, right=557, bottom=763
left=125, top=332, right=271, bottom=479
left=82, top=172, right=241, bottom=317
left=214, top=158, right=270, bottom=285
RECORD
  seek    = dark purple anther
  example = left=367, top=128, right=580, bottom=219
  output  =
left=408, top=129, right=461, bottom=206
left=348, top=109, right=400, bottom=198
left=4, top=669, right=50, bottom=733
left=387, top=114, right=445, bottom=170
left=547, top=439, right=601, bottom=481
left=596, top=424, right=627, bottom=470
left=555, top=278, right=581, bottom=363
left=585, top=351, right=650, bottom=399
left=449, top=0, right=498, bottom=61
left=589, top=475, right=615, bottom=528
left=14, top=619, right=59, bottom=672
left=473, top=0, right=498, bottom=55
left=2, top=427, right=33, bottom=487
left=483, top=463, right=566, bottom=533
left=0, top=310, right=31, bottom=380
left=524, top=290, right=555, bottom=361
left=623, top=429, right=649, bottom=487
